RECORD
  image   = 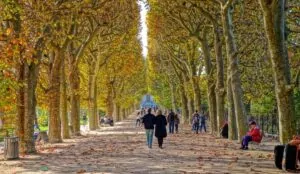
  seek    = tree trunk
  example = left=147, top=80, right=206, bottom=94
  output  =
left=48, top=49, right=63, bottom=143
left=187, top=95, right=193, bottom=121
left=60, top=59, right=70, bottom=139
left=214, top=27, right=226, bottom=132
left=117, top=104, right=121, bottom=120
left=24, top=63, right=37, bottom=153
left=191, top=77, right=201, bottom=112
left=170, top=83, right=177, bottom=111
left=14, top=11, right=36, bottom=153
left=88, top=74, right=97, bottom=130
left=16, top=61, right=26, bottom=153
left=259, top=0, right=295, bottom=143
left=208, top=83, right=217, bottom=134
left=113, top=102, right=120, bottom=121
left=106, top=84, right=114, bottom=117
left=179, top=81, right=189, bottom=124
left=122, top=108, right=126, bottom=119
left=69, top=66, right=81, bottom=136
left=222, top=7, right=247, bottom=141
left=199, top=33, right=217, bottom=134
left=94, top=85, right=99, bottom=128
left=227, top=78, right=237, bottom=140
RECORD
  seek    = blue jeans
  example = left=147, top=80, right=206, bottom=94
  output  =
left=242, top=135, right=252, bottom=147
left=145, top=129, right=154, bottom=148
left=200, top=122, right=206, bottom=132
left=169, top=121, right=175, bottom=134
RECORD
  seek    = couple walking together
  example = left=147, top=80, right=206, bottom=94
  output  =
left=142, top=108, right=167, bottom=149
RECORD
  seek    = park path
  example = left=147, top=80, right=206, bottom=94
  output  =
left=0, top=111, right=281, bottom=174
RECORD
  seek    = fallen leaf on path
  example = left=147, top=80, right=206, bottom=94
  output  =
left=197, top=156, right=203, bottom=161
left=232, top=157, right=238, bottom=162
left=77, top=169, right=86, bottom=173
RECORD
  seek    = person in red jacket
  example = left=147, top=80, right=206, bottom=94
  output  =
left=240, top=121, right=262, bottom=150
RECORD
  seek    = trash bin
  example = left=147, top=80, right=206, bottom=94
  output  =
left=4, top=136, right=19, bottom=160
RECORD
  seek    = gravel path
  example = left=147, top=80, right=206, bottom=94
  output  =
left=0, top=112, right=281, bottom=174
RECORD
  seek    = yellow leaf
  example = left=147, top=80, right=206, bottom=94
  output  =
left=6, top=28, right=13, bottom=36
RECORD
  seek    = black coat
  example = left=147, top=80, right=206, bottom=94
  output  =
left=142, top=113, right=156, bottom=129
left=155, top=115, right=167, bottom=138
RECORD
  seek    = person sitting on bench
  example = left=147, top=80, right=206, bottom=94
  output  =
left=240, top=121, right=262, bottom=150
left=220, top=121, right=228, bottom=138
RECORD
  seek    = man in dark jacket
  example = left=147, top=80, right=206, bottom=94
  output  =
left=142, top=108, right=156, bottom=149
left=167, top=110, right=175, bottom=134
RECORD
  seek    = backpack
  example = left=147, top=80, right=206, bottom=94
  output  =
left=193, top=114, right=199, bottom=123
left=169, top=112, right=175, bottom=121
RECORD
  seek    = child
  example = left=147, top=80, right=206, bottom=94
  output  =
left=240, top=121, right=262, bottom=150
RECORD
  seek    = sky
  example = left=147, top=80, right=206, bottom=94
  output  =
left=138, top=1, right=148, bottom=58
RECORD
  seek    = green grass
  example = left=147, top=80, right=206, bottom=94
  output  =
left=39, top=126, right=48, bottom=132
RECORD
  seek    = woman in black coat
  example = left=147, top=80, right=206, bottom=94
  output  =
left=155, top=110, right=167, bottom=149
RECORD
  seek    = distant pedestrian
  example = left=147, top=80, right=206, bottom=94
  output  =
left=155, top=110, right=167, bottom=149
left=174, top=113, right=180, bottom=133
left=199, top=111, right=206, bottom=133
left=142, top=108, right=156, bottom=149
left=136, top=112, right=142, bottom=127
left=192, top=111, right=200, bottom=134
left=220, top=121, right=228, bottom=138
left=167, top=110, right=175, bottom=134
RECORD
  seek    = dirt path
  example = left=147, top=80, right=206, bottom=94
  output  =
left=0, top=112, right=281, bottom=174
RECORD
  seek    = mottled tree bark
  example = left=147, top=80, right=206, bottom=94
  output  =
left=122, top=108, right=126, bottom=119
left=198, top=32, right=217, bottom=134
left=69, top=63, right=81, bottom=136
left=169, top=83, right=177, bottom=111
left=106, top=82, right=114, bottom=118
left=113, top=102, right=121, bottom=121
left=13, top=10, right=36, bottom=153
left=227, top=78, right=237, bottom=140
left=88, top=74, right=97, bottom=130
left=179, top=84, right=189, bottom=124
left=60, top=59, right=70, bottom=139
left=48, top=49, right=63, bottom=143
left=191, top=77, right=201, bottom=112
left=24, top=63, right=38, bottom=152
left=214, top=27, right=226, bottom=132
left=259, top=0, right=295, bottom=143
left=16, top=61, right=26, bottom=153
left=221, top=6, right=247, bottom=141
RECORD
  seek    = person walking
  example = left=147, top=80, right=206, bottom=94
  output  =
left=199, top=111, right=207, bottom=133
left=167, top=110, right=175, bottom=134
left=136, top=112, right=141, bottom=127
left=192, top=111, right=200, bottom=134
left=174, top=113, right=180, bottom=133
left=142, top=108, right=156, bottom=149
left=154, top=110, right=167, bottom=149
